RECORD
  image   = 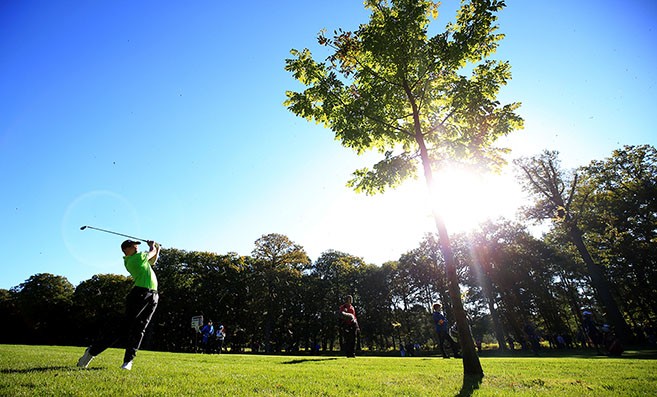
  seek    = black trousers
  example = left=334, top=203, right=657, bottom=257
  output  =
left=89, top=287, right=159, bottom=363
left=342, top=324, right=357, bottom=357
left=437, top=330, right=460, bottom=357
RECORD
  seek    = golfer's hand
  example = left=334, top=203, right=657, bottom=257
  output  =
left=147, top=241, right=161, bottom=264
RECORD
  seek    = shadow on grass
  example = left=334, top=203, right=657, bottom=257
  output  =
left=1, top=366, right=104, bottom=374
left=281, top=358, right=339, bottom=364
left=456, top=374, right=483, bottom=397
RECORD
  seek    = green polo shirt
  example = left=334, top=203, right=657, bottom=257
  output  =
left=124, top=252, right=158, bottom=291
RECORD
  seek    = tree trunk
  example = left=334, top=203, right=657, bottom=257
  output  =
left=412, top=91, right=483, bottom=376
left=418, top=172, right=483, bottom=373
left=417, top=171, right=483, bottom=373
left=567, top=223, right=632, bottom=343
left=559, top=269, right=587, bottom=337
left=434, top=215, right=484, bottom=375
left=481, top=273, right=507, bottom=350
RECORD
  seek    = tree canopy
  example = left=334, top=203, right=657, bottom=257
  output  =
left=285, top=0, right=522, bottom=195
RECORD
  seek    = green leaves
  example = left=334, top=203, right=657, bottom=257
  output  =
left=285, top=0, right=522, bottom=194
left=347, top=151, right=418, bottom=194
left=252, top=233, right=311, bottom=273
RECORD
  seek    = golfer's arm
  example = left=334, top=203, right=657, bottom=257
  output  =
left=147, top=242, right=160, bottom=264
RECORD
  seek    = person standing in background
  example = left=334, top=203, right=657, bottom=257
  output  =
left=432, top=303, right=461, bottom=359
left=339, top=295, right=359, bottom=358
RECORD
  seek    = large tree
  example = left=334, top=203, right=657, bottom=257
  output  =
left=285, top=0, right=522, bottom=376
left=576, top=145, right=657, bottom=331
left=514, top=150, right=632, bottom=343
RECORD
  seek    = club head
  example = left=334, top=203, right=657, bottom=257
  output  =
left=80, top=226, right=88, bottom=230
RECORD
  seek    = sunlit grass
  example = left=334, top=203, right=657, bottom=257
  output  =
left=0, top=345, right=655, bottom=396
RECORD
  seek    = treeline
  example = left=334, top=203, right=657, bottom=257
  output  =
left=1, top=145, right=655, bottom=353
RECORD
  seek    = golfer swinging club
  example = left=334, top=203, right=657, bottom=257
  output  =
left=77, top=239, right=160, bottom=370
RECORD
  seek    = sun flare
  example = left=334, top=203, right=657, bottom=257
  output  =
left=310, top=164, right=524, bottom=265
left=428, top=166, right=522, bottom=233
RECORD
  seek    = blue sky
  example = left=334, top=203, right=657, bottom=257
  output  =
left=1, top=1, right=656, bottom=290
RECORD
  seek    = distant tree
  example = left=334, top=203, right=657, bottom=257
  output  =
left=285, top=0, right=522, bottom=376
left=465, top=221, right=510, bottom=349
left=576, top=145, right=657, bottom=330
left=515, top=150, right=632, bottom=342
left=387, top=259, right=418, bottom=347
left=397, top=235, right=446, bottom=311
left=0, top=288, right=21, bottom=343
left=313, top=250, right=364, bottom=306
left=358, top=262, right=396, bottom=351
left=389, top=260, right=414, bottom=314
left=296, top=272, right=325, bottom=351
left=252, top=234, right=311, bottom=273
left=211, top=253, right=257, bottom=351
left=72, top=274, right=132, bottom=345
left=152, top=248, right=253, bottom=352
left=153, top=248, right=208, bottom=352
left=311, top=250, right=364, bottom=351
left=251, top=233, right=310, bottom=352
left=12, top=273, right=74, bottom=344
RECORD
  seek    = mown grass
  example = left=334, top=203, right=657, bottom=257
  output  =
left=1, top=345, right=655, bottom=396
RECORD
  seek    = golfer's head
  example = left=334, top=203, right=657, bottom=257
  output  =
left=433, top=303, right=442, bottom=312
left=345, top=295, right=353, bottom=304
left=121, top=240, right=141, bottom=255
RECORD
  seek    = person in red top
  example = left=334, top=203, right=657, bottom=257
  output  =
left=339, top=295, right=359, bottom=358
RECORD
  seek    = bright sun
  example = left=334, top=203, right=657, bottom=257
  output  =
left=428, top=165, right=522, bottom=233
left=310, top=163, right=525, bottom=265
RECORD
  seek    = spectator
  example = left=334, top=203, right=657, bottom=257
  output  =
left=338, top=295, right=359, bottom=358
left=200, top=320, right=214, bottom=354
left=432, top=303, right=461, bottom=359
left=523, top=322, right=540, bottom=355
left=215, top=325, right=226, bottom=354
left=556, top=334, right=566, bottom=349
left=582, top=311, right=604, bottom=355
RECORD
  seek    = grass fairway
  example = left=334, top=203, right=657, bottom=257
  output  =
left=1, top=345, right=656, bottom=396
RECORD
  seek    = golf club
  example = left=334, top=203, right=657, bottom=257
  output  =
left=80, top=225, right=150, bottom=243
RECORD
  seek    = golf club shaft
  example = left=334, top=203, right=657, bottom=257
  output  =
left=81, top=225, right=149, bottom=243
